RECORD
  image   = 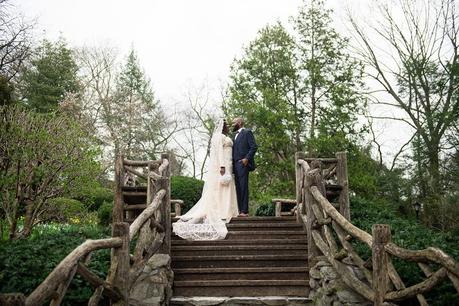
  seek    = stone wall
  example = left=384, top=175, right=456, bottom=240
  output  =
left=309, top=258, right=371, bottom=306
left=129, top=254, right=174, bottom=306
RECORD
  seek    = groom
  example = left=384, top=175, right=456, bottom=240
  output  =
left=232, top=117, right=258, bottom=217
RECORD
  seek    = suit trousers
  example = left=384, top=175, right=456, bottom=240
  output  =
left=234, top=161, right=249, bottom=214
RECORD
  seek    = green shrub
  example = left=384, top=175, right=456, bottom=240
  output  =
left=0, top=223, right=110, bottom=305
left=98, top=201, right=113, bottom=226
left=78, top=186, right=114, bottom=211
left=171, top=176, right=204, bottom=213
left=350, top=196, right=459, bottom=305
left=44, top=198, right=87, bottom=224
left=255, top=202, right=274, bottom=216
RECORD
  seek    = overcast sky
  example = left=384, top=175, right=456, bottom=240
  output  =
left=14, top=0, right=407, bottom=162
left=15, top=0, right=367, bottom=102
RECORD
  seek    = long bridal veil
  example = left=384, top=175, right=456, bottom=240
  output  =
left=172, top=119, right=230, bottom=240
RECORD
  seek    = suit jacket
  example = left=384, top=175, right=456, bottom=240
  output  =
left=232, top=128, right=258, bottom=171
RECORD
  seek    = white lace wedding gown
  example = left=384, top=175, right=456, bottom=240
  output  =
left=173, top=122, right=239, bottom=240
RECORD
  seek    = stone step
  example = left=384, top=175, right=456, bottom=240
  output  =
left=172, top=216, right=298, bottom=223
left=170, top=296, right=313, bottom=306
left=122, top=191, right=146, bottom=205
left=171, top=238, right=308, bottom=246
left=173, top=267, right=309, bottom=281
left=226, top=223, right=303, bottom=231
left=122, top=186, right=147, bottom=192
left=172, top=231, right=307, bottom=241
left=171, top=244, right=307, bottom=256
left=230, top=216, right=298, bottom=223
left=172, top=254, right=308, bottom=269
left=173, top=280, right=310, bottom=297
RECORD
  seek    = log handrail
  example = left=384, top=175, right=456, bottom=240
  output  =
left=310, top=186, right=372, bottom=245
left=123, top=159, right=161, bottom=167
left=310, top=185, right=459, bottom=278
left=4, top=154, right=173, bottom=306
left=123, top=165, right=147, bottom=180
left=25, top=237, right=123, bottom=306
left=296, top=154, right=459, bottom=306
left=129, top=189, right=166, bottom=240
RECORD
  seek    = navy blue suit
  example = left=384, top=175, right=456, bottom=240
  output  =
left=232, top=129, right=258, bottom=214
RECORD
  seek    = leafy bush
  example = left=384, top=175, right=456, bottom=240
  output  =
left=44, top=197, right=87, bottom=223
left=171, top=176, right=204, bottom=213
left=78, top=186, right=114, bottom=211
left=255, top=202, right=274, bottom=216
left=350, top=196, right=459, bottom=305
left=0, top=223, right=110, bottom=305
left=0, top=105, right=102, bottom=238
left=98, top=201, right=113, bottom=226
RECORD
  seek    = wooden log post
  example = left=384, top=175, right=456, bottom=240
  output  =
left=173, top=200, right=182, bottom=217
left=113, top=154, right=125, bottom=224
left=295, top=152, right=306, bottom=222
left=372, top=224, right=391, bottom=306
left=112, top=222, right=130, bottom=306
left=159, top=153, right=171, bottom=254
left=275, top=201, right=282, bottom=217
left=305, top=163, right=324, bottom=267
left=336, top=152, right=350, bottom=220
left=148, top=161, right=160, bottom=206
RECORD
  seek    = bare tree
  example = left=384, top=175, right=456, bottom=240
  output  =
left=76, top=46, right=120, bottom=170
left=0, top=0, right=33, bottom=80
left=77, top=46, right=182, bottom=170
left=349, top=0, right=459, bottom=201
left=174, top=83, right=220, bottom=179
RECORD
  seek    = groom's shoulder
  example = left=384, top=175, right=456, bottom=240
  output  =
left=245, top=128, right=255, bottom=137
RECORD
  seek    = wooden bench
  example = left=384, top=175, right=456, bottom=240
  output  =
left=271, top=198, right=297, bottom=217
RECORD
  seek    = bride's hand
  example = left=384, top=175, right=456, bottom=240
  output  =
left=220, top=166, right=226, bottom=176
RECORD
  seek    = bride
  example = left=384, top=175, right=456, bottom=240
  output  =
left=172, top=118, right=239, bottom=240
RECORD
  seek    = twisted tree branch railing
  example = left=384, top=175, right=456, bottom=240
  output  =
left=296, top=153, right=459, bottom=306
left=1, top=154, right=172, bottom=306
left=24, top=237, right=124, bottom=306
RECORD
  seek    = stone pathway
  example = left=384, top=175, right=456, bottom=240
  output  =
left=170, top=296, right=313, bottom=305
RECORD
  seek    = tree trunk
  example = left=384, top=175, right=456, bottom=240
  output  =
left=21, top=203, right=34, bottom=238
left=8, top=199, right=21, bottom=240
left=8, top=218, right=17, bottom=240
left=293, top=85, right=302, bottom=151
left=310, top=86, right=316, bottom=140
left=427, top=146, right=441, bottom=197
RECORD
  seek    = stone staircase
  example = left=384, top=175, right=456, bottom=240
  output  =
left=121, top=185, right=312, bottom=304
left=171, top=216, right=311, bottom=303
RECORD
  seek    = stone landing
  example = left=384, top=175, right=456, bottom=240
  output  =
left=170, top=296, right=313, bottom=305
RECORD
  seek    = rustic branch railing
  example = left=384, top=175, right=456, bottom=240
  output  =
left=296, top=152, right=459, bottom=306
left=2, top=154, right=172, bottom=306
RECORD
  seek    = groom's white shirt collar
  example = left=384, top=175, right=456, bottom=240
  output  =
left=235, top=127, right=244, bottom=140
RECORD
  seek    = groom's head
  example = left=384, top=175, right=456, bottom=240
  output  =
left=232, top=117, right=244, bottom=132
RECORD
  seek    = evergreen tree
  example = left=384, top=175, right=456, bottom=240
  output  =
left=114, top=49, right=167, bottom=159
left=225, top=23, right=301, bottom=195
left=225, top=1, right=366, bottom=195
left=293, top=0, right=365, bottom=146
left=19, top=38, right=80, bottom=113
